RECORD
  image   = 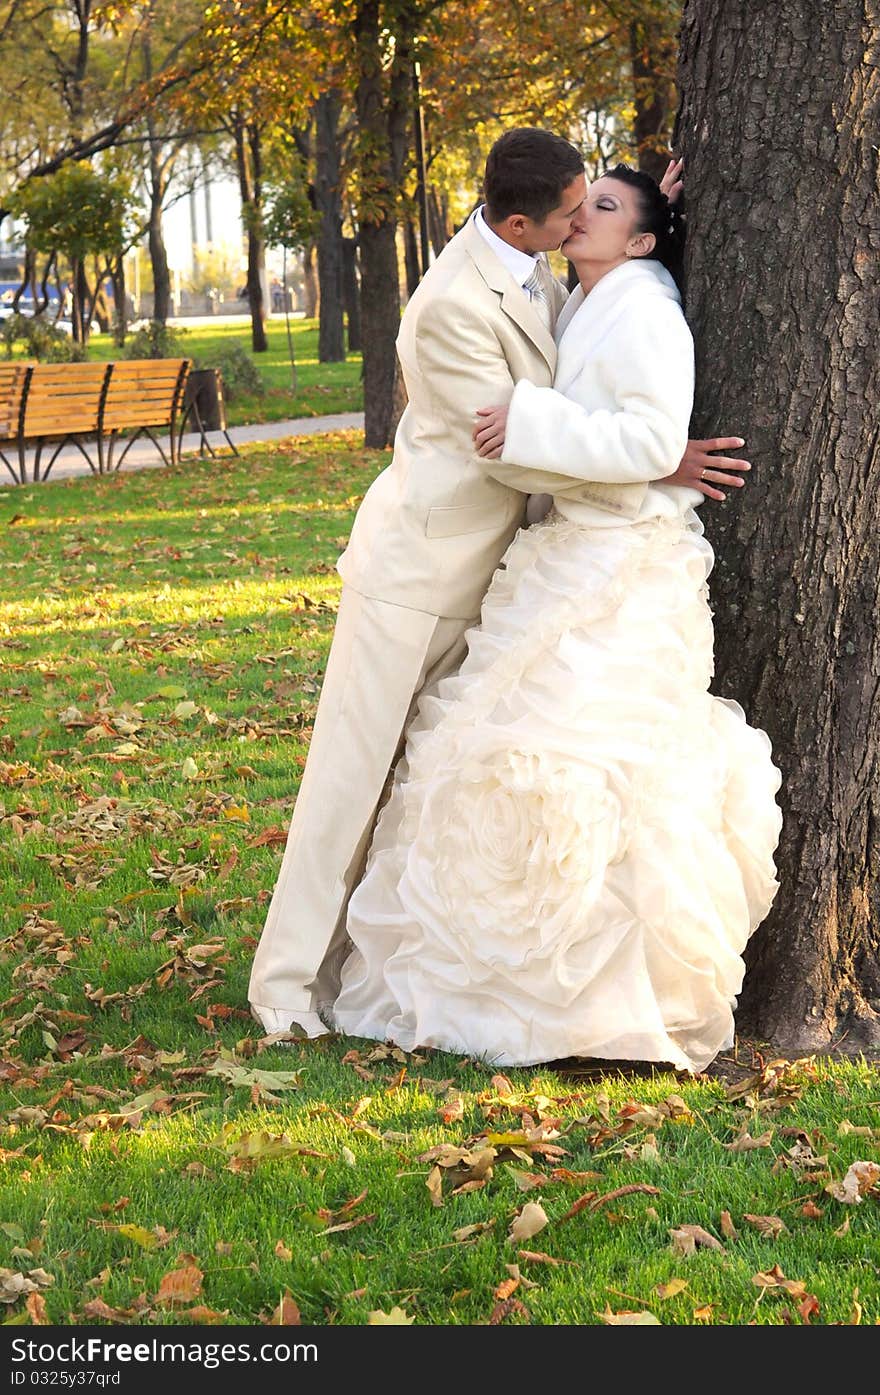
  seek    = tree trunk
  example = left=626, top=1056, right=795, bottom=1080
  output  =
left=630, top=15, right=678, bottom=180
left=303, top=241, right=319, bottom=318
left=676, top=0, right=880, bottom=1053
left=314, top=90, right=346, bottom=362
left=427, top=185, right=451, bottom=255
left=342, top=236, right=362, bottom=352
left=143, top=37, right=171, bottom=327
left=233, top=115, right=268, bottom=354
left=354, top=0, right=404, bottom=447
left=111, top=254, right=127, bottom=346
left=72, top=256, right=89, bottom=344
left=403, top=214, right=421, bottom=297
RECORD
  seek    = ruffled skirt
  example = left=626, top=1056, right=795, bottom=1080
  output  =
left=330, top=511, right=782, bottom=1072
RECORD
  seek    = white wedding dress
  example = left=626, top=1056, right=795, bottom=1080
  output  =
left=330, top=261, right=782, bottom=1073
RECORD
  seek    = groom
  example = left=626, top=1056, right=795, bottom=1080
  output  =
left=250, top=127, right=750, bottom=1037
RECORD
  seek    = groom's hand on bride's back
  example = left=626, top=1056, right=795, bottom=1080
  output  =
left=668, top=437, right=752, bottom=502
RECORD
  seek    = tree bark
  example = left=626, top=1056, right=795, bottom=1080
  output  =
left=342, top=236, right=362, bottom=352
left=144, top=35, right=171, bottom=328
left=303, top=241, right=319, bottom=318
left=233, top=114, right=268, bottom=354
left=354, top=0, right=405, bottom=447
left=630, top=15, right=678, bottom=180
left=676, top=0, right=880, bottom=1053
left=314, top=90, right=346, bottom=362
left=403, top=214, right=421, bottom=297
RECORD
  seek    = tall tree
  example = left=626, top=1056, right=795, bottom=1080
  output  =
left=676, top=0, right=880, bottom=1052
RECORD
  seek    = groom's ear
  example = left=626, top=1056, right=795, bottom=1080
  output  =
left=504, top=213, right=530, bottom=239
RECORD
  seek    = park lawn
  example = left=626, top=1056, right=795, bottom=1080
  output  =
left=87, top=318, right=363, bottom=427
left=0, top=434, right=879, bottom=1328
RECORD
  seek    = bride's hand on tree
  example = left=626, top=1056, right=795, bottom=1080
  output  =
left=669, top=437, right=751, bottom=501
left=660, top=156, right=684, bottom=204
left=473, top=404, right=509, bottom=458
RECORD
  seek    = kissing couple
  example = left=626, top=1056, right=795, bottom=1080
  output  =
left=249, top=127, right=782, bottom=1074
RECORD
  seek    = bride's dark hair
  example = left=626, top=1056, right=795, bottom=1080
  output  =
left=605, top=163, right=686, bottom=295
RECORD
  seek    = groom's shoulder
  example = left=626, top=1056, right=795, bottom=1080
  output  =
left=407, top=225, right=496, bottom=319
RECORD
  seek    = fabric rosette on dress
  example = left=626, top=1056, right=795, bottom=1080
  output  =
left=331, top=510, right=782, bottom=1073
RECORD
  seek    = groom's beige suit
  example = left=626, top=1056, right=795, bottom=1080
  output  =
left=249, top=214, right=647, bottom=1034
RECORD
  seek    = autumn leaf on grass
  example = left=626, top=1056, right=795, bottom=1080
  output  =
left=655, top=1279, right=688, bottom=1301
left=211, top=1123, right=329, bottom=1172
left=489, top=1297, right=531, bottom=1325
left=179, top=1306, right=229, bottom=1324
left=368, top=1306, right=414, bottom=1325
left=155, top=1258, right=203, bottom=1307
left=426, top=1166, right=443, bottom=1208
left=599, top=1306, right=661, bottom=1325
left=25, top=1291, right=49, bottom=1324
left=207, top=1060, right=301, bottom=1094
left=265, top=1292, right=301, bottom=1325
left=437, top=1095, right=465, bottom=1126
left=751, top=1264, right=808, bottom=1297
left=509, top=1202, right=549, bottom=1244
left=742, top=1214, right=788, bottom=1239
left=720, top=1210, right=738, bottom=1239
left=668, top=1224, right=724, bottom=1255
left=452, top=1221, right=496, bottom=1242
left=723, top=1129, right=774, bottom=1152
left=517, top=1250, right=575, bottom=1268
left=825, top=1160, right=880, bottom=1204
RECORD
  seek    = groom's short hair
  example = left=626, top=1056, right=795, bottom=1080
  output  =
left=484, top=128, right=585, bottom=224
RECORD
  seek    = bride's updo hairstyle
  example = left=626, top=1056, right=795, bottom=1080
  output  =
left=605, top=163, right=686, bottom=294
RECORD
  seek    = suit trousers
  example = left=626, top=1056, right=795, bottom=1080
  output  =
left=248, top=584, right=474, bottom=1021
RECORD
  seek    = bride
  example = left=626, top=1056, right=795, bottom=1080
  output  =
left=329, top=165, right=783, bottom=1074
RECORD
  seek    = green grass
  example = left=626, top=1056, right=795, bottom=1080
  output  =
left=0, top=438, right=878, bottom=1327
left=86, top=318, right=363, bottom=427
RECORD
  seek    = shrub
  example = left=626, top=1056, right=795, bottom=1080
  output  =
left=195, top=340, right=264, bottom=400
left=121, top=320, right=187, bottom=360
left=0, top=313, right=84, bottom=362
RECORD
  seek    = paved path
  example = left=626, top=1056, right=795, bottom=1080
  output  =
left=0, top=411, right=366, bottom=487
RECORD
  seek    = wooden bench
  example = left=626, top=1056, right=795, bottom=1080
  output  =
left=0, top=358, right=190, bottom=483
left=0, top=363, right=34, bottom=484
left=101, top=359, right=190, bottom=472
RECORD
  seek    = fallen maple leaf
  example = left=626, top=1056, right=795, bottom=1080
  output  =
left=668, top=1224, right=723, bottom=1252
left=825, top=1160, right=880, bottom=1204
left=655, top=1278, right=688, bottom=1300
left=267, top=1292, right=301, bottom=1325
left=155, top=1262, right=203, bottom=1306
left=489, top=1296, right=530, bottom=1324
left=509, top=1201, right=549, bottom=1243
left=743, top=1213, right=788, bottom=1238
left=517, top=1249, right=575, bottom=1267
left=723, top=1129, right=774, bottom=1152
left=599, top=1306, right=661, bottom=1325
left=368, top=1306, right=414, bottom=1325
left=25, top=1291, right=49, bottom=1324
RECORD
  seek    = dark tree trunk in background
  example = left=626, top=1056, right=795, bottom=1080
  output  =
left=631, top=14, right=678, bottom=179
left=303, top=242, right=319, bottom=318
left=403, top=215, right=421, bottom=296
left=427, top=185, right=451, bottom=255
left=314, top=90, right=346, bottom=362
left=676, top=0, right=880, bottom=1053
left=342, top=236, right=362, bottom=351
left=354, top=0, right=413, bottom=447
left=233, top=114, right=268, bottom=354
left=143, top=37, right=171, bottom=327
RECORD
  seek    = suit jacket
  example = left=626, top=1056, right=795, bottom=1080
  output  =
left=337, top=218, right=648, bottom=620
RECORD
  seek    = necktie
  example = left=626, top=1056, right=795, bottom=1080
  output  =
left=523, top=258, right=555, bottom=331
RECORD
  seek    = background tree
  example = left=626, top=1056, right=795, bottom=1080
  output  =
left=676, top=0, right=880, bottom=1052
left=10, top=161, right=135, bottom=343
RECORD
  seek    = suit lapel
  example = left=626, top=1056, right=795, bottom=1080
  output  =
left=460, top=220, right=557, bottom=374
